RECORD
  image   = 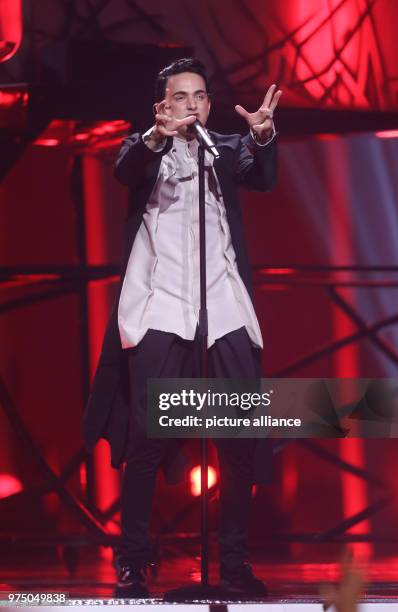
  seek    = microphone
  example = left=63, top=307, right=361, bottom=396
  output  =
left=188, top=120, right=220, bottom=159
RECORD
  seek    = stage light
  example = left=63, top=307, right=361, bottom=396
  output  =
left=80, top=463, right=87, bottom=489
left=74, top=133, right=90, bottom=142
left=0, top=473, right=23, bottom=499
left=315, top=134, right=339, bottom=141
left=0, top=90, right=28, bottom=108
left=0, top=86, right=28, bottom=132
left=90, top=120, right=127, bottom=137
left=0, top=0, right=22, bottom=63
left=375, top=130, right=398, bottom=139
left=34, top=138, right=60, bottom=147
left=259, top=268, right=295, bottom=275
left=72, top=121, right=130, bottom=150
left=189, top=465, right=217, bottom=496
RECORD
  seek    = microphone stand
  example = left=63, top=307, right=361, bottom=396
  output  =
left=164, top=143, right=226, bottom=602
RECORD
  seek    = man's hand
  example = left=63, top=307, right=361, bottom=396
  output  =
left=235, top=83, right=282, bottom=144
left=153, top=87, right=196, bottom=140
left=319, top=550, right=364, bottom=612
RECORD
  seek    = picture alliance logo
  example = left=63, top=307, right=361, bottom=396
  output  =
left=157, top=389, right=273, bottom=411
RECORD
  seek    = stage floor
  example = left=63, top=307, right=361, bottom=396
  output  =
left=1, top=550, right=398, bottom=607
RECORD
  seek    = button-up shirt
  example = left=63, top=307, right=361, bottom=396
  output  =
left=118, top=132, right=263, bottom=349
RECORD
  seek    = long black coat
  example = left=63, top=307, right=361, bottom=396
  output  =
left=82, top=130, right=277, bottom=471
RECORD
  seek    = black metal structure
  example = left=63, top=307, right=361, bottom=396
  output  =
left=2, top=260, right=397, bottom=554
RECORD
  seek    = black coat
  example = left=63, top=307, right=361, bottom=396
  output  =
left=82, top=130, right=277, bottom=471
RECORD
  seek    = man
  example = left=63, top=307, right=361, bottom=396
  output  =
left=83, top=58, right=281, bottom=598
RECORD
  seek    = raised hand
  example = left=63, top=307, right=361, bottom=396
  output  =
left=319, top=550, right=364, bottom=612
left=235, top=84, right=282, bottom=143
left=154, top=87, right=196, bottom=138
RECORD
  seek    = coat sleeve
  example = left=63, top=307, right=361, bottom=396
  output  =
left=235, top=132, right=277, bottom=192
left=114, top=132, right=173, bottom=188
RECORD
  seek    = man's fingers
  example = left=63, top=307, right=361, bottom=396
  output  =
left=157, top=125, right=178, bottom=137
left=262, top=83, right=276, bottom=109
left=235, top=104, right=249, bottom=119
left=257, top=88, right=282, bottom=120
left=157, top=97, right=172, bottom=116
left=156, top=112, right=196, bottom=135
left=177, top=114, right=197, bottom=126
left=165, top=87, right=173, bottom=107
left=319, top=582, right=337, bottom=607
left=155, top=113, right=173, bottom=124
left=156, top=99, right=167, bottom=113
left=269, top=89, right=282, bottom=111
left=156, top=113, right=196, bottom=133
left=341, top=547, right=354, bottom=567
left=341, top=570, right=364, bottom=597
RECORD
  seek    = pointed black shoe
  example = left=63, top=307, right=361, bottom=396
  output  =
left=219, top=562, right=268, bottom=598
left=114, top=558, right=150, bottom=598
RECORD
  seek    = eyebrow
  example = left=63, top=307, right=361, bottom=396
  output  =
left=172, top=89, right=207, bottom=96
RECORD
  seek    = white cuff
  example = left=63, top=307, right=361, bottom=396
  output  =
left=142, top=126, right=167, bottom=152
left=250, top=123, right=277, bottom=147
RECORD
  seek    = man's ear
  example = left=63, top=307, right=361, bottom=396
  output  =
left=153, top=103, right=158, bottom=116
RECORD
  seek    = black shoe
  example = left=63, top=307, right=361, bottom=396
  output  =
left=114, top=558, right=150, bottom=598
left=220, top=562, right=268, bottom=598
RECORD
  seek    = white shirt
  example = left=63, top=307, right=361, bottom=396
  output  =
left=118, top=131, right=264, bottom=349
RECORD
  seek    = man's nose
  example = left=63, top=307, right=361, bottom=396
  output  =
left=186, top=96, right=198, bottom=109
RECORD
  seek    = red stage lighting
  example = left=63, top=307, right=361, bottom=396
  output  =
left=259, top=268, right=295, bottom=275
left=0, top=86, right=28, bottom=131
left=375, top=130, right=398, bottom=139
left=0, top=0, right=23, bottom=63
left=0, top=90, right=27, bottom=108
left=189, top=465, right=217, bottom=496
left=34, top=138, right=60, bottom=147
left=0, top=473, right=23, bottom=499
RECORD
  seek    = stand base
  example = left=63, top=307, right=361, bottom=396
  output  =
left=164, top=584, right=225, bottom=602
left=163, top=583, right=265, bottom=602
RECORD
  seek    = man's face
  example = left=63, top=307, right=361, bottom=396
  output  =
left=163, top=72, right=211, bottom=136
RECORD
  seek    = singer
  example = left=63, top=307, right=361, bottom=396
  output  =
left=83, top=58, right=281, bottom=598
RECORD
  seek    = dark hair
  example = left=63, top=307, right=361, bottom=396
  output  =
left=155, top=57, right=210, bottom=101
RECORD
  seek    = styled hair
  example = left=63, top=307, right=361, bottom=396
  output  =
left=155, top=57, right=210, bottom=101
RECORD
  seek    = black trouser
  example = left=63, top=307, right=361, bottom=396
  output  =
left=119, top=326, right=261, bottom=569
